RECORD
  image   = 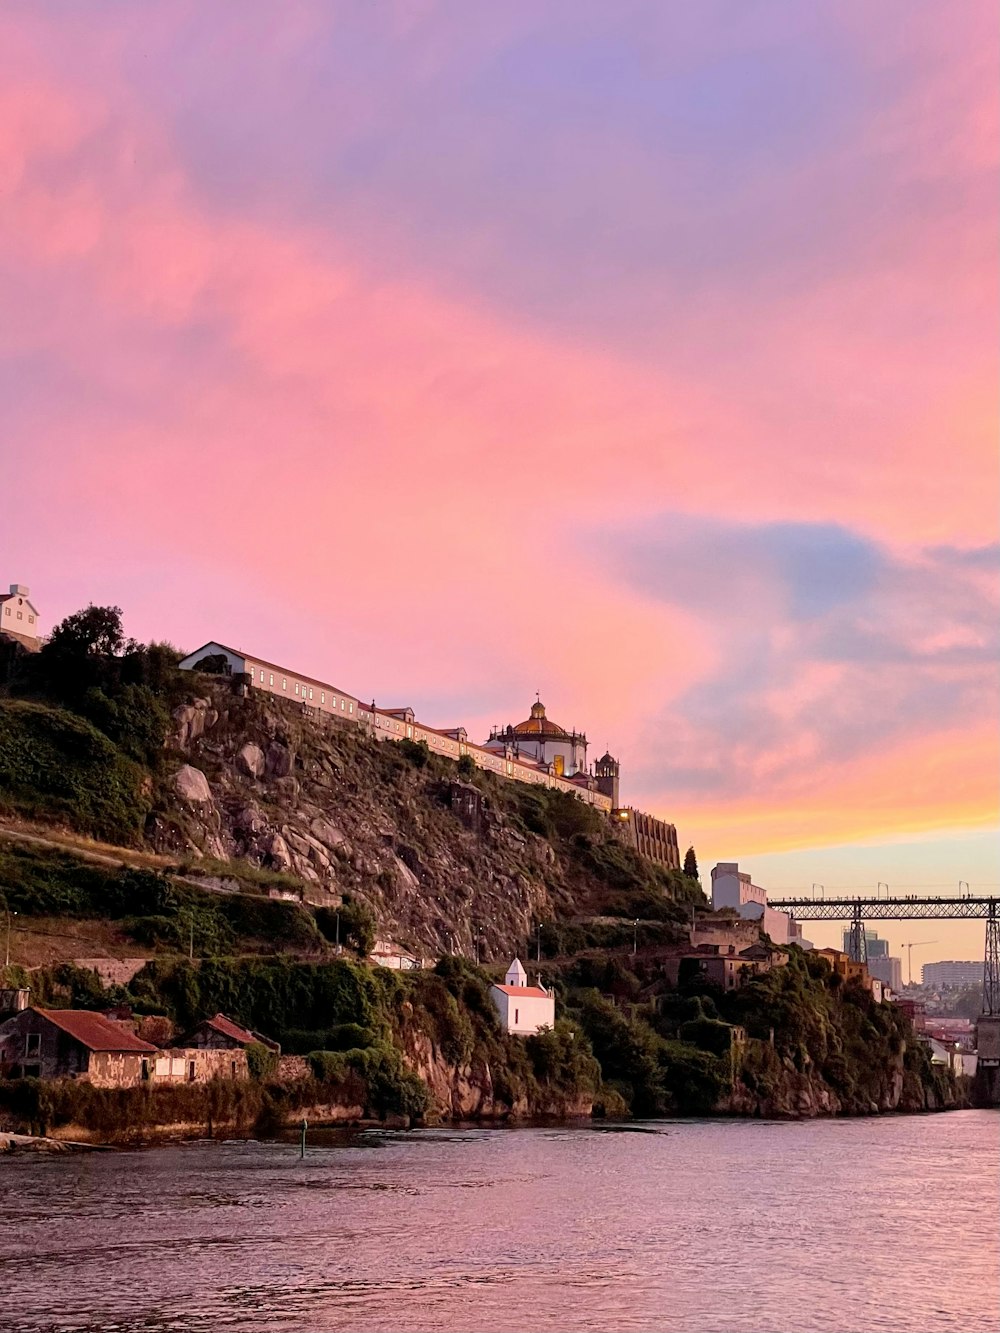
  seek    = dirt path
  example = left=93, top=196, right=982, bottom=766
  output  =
left=0, top=821, right=230, bottom=894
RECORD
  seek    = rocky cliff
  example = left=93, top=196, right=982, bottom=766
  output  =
left=147, top=681, right=695, bottom=959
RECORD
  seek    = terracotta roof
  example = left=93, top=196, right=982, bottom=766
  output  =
left=200, top=1013, right=258, bottom=1045
left=493, top=984, right=550, bottom=999
left=512, top=716, right=569, bottom=737
left=35, top=1009, right=158, bottom=1053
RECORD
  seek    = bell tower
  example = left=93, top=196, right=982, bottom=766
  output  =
left=595, top=750, right=620, bottom=807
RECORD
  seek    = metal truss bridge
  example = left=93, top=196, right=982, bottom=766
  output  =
left=768, top=894, right=1000, bottom=1017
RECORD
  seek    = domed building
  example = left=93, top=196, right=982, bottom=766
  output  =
left=485, top=696, right=588, bottom=778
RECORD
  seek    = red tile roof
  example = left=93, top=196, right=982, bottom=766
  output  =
left=201, top=1013, right=258, bottom=1045
left=36, top=1009, right=158, bottom=1053
left=493, top=984, right=550, bottom=999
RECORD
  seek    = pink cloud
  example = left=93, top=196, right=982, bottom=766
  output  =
left=0, top=4, right=996, bottom=859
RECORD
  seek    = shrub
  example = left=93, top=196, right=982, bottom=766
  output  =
left=246, top=1041, right=279, bottom=1080
left=678, top=1016, right=736, bottom=1058
left=0, top=700, right=146, bottom=842
left=659, top=1042, right=730, bottom=1114
left=398, top=738, right=430, bottom=769
left=315, top=898, right=377, bottom=957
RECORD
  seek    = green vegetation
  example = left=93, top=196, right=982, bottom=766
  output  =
left=0, top=603, right=188, bottom=841
left=0, top=842, right=323, bottom=957
left=314, top=896, right=377, bottom=956
left=0, top=1072, right=360, bottom=1142
left=547, top=946, right=951, bottom=1117
left=0, top=701, right=147, bottom=842
left=464, top=777, right=703, bottom=918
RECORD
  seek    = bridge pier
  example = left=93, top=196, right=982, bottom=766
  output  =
left=846, top=905, right=867, bottom=965
left=973, top=1016, right=1000, bottom=1107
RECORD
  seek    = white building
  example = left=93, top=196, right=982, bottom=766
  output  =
left=869, top=955, right=904, bottom=993
left=484, top=698, right=588, bottom=777
left=921, top=960, right=982, bottom=988
left=177, top=640, right=361, bottom=721
left=710, top=862, right=803, bottom=948
left=0, top=584, right=42, bottom=651
left=489, top=959, right=555, bottom=1035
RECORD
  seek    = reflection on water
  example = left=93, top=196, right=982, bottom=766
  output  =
left=1, top=1112, right=998, bottom=1333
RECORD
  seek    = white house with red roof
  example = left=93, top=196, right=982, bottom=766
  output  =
left=490, top=958, right=555, bottom=1035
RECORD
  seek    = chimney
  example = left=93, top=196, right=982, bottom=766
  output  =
left=9, top=584, right=29, bottom=596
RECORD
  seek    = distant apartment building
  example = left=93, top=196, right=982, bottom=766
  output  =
left=868, top=954, right=903, bottom=993
left=841, top=931, right=903, bottom=992
left=921, top=960, right=983, bottom=988
left=844, top=929, right=889, bottom=959
left=710, top=863, right=803, bottom=947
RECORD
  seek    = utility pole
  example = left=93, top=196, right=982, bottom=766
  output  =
left=4, top=907, right=15, bottom=969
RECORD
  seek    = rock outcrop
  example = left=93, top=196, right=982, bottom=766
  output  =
left=148, top=682, right=604, bottom=959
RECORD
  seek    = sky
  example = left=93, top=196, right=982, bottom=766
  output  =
left=1, top=2, right=997, bottom=964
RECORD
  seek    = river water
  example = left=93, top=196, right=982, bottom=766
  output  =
left=1, top=1111, right=998, bottom=1333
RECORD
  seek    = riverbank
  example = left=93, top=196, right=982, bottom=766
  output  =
left=0, top=1067, right=971, bottom=1150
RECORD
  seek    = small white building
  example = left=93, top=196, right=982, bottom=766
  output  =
left=710, top=862, right=803, bottom=947
left=0, top=584, right=42, bottom=651
left=490, top=959, right=555, bottom=1035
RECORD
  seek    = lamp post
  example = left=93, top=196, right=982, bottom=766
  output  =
left=4, top=908, right=15, bottom=969
left=633, top=919, right=639, bottom=956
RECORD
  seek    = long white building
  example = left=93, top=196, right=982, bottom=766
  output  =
left=177, top=640, right=613, bottom=812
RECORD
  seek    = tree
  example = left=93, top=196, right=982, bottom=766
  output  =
left=34, top=605, right=133, bottom=704
left=46, top=605, right=129, bottom=660
left=683, top=846, right=699, bottom=881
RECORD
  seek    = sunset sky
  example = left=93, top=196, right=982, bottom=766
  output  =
left=2, top=3, right=997, bottom=963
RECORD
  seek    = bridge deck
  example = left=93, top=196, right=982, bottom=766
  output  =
left=769, top=896, right=996, bottom=920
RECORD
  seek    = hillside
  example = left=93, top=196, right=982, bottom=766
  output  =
left=0, top=619, right=966, bottom=1130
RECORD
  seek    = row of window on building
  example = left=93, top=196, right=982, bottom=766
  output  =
left=252, top=665, right=355, bottom=714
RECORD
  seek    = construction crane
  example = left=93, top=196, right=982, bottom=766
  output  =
left=903, top=940, right=938, bottom=986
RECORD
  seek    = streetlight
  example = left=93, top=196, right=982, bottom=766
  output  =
left=4, top=908, right=16, bottom=969
left=633, top=919, right=639, bottom=956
